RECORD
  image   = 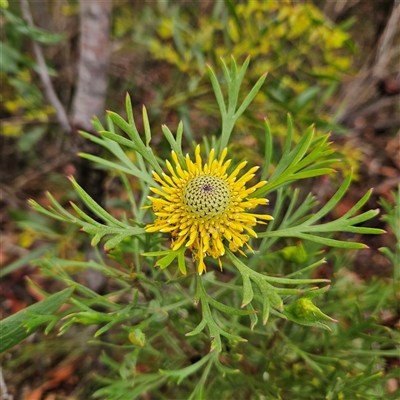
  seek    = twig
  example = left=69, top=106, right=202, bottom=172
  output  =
left=351, top=97, right=399, bottom=120
left=20, top=0, right=71, bottom=133
left=12, top=153, right=70, bottom=190
left=0, top=185, right=27, bottom=209
left=0, top=368, right=13, bottom=400
left=333, top=3, right=400, bottom=127
left=373, top=2, right=400, bottom=78
left=324, top=0, right=361, bottom=21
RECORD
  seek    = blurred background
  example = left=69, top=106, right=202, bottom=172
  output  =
left=1, top=0, right=399, bottom=398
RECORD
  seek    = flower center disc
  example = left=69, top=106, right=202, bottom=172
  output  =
left=183, top=175, right=231, bottom=218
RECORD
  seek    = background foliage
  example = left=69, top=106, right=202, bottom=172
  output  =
left=1, top=1, right=399, bottom=399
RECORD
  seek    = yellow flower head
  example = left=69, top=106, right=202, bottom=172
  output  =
left=145, top=145, right=273, bottom=274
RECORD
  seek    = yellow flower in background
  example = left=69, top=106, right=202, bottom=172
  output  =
left=145, top=145, right=273, bottom=274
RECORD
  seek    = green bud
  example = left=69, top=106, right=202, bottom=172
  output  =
left=279, top=242, right=307, bottom=263
left=68, top=311, right=112, bottom=325
left=128, top=328, right=146, bottom=346
left=283, top=286, right=337, bottom=330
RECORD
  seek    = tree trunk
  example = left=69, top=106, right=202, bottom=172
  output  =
left=71, top=0, right=113, bottom=133
left=70, top=0, right=113, bottom=219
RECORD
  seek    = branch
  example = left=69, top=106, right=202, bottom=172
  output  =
left=20, top=0, right=71, bottom=133
left=323, top=0, right=361, bottom=22
left=334, top=3, right=400, bottom=127
left=373, top=2, right=400, bottom=78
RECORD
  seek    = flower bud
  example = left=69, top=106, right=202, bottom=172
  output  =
left=283, top=286, right=337, bottom=330
left=128, top=328, right=146, bottom=346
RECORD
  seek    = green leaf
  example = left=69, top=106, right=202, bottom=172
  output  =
left=104, top=229, right=144, bottom=250
left=69, top=201, right=102, bottom=227
left=144, top=247, right=187, bottom=273
left=177, top=248, right=187, bottom=275
left=0, top=287, right=74, bottom=353
left=206, top=295, right=254, bottom=316
left=256, top=279, right=283, bottom=310
left=241, top=273, right=253, bottom=308
left=234, top=71, right=267, bottom=119
left=65, top=311, right=114, bottom=325
left=307, top=171, right=353, bottom=224
left=161, top=124, right=185, bottom=166
left=262, top=296, right=270, bottom=325
left=254, top=127, right=336, bottom=197
left=142, top=105, right=151, bottom=146
left=69, top=176, right=128, bottom=228
left=0, top=244, right=54, bottom=279
left=17, top=127, right=46, bottom=152
left=78, top=153, right=155, bottom=185
left=101, top=112, right=163, bottom=176
left=142, top=250, right=171, bottom=257
left=160, top=353, right=213, bottom=384
left=156, top=251, right=179, bottom=269
left=185, top=319, right=207, bottom=337
left=291, top=86, right=320, bottom=112
left=3, top=10, right=65, bottom=44
left=262, top=118, right=273, bottom=180
left=207, top=63, right=226, bottom=117
left=210, top=57, right=266, bottom=153
left=247, top=303, right=258, bottom=330
left=0, top=41, right=28, bottom=72
left=296, top=233, right=367, bottom=249
left=99, top=130, right=137, bottom=150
